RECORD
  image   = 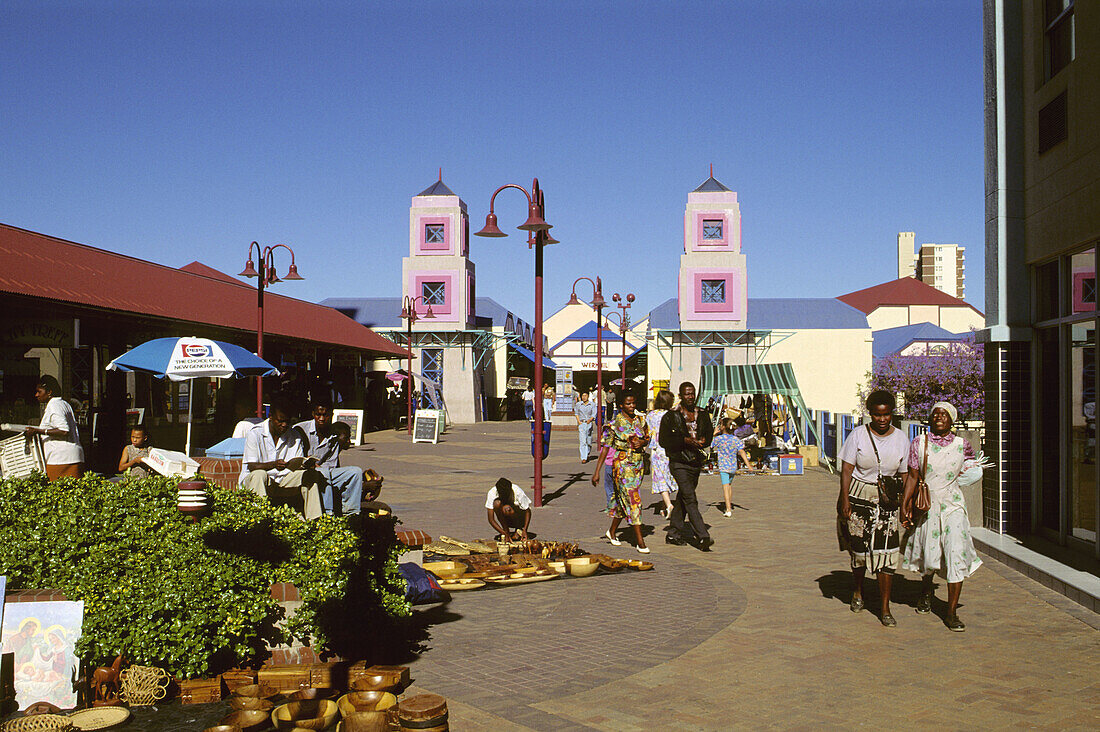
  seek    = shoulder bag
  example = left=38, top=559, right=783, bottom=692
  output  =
left=867, top=425, right=903, bottom=510
left=912, top=435, right=932, bottom=516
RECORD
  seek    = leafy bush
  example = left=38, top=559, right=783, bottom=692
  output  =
left=859, top=337, right=984, bottom=421
left=0, top=473, right=409, bottom=678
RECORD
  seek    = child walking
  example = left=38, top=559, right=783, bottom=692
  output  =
left=712, top=417, right=750, bottom=517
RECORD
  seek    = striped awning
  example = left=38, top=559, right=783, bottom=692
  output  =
left=699, top=363, right=803, bottom=401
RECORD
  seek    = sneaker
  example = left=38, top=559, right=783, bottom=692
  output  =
left=665, top=534, right=686, bottom=546
left=945, top=614, right=966, bottom=632
left=916, top=593, right=932, bottom=614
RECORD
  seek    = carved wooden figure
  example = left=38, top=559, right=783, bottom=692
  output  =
left=91, top=655, right=124, bottom=707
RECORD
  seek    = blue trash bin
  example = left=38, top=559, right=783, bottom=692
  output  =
left=531, top=421, right=551, bottom=459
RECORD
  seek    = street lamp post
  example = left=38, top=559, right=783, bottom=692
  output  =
left=610, top=291, right=635, bottom=403
left=568, top=276, right=606, bottom=446
left=239, top=242, right=304, bottom=418
left=475, top=178, right=554, bottom=507
left=399, top=295, right=435, bottom=435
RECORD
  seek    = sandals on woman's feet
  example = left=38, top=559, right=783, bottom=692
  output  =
left=850, top=596, right=864, bottom=613
left=637, top=546, right=650, bottom=554
left=880, top=613, right=897, bottom=627
left=604, top=530, right=621, bottom=546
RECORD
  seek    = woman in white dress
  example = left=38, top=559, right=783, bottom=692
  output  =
left=837, top=390, right=910, bottom=626
left=645, top=389, right=676, bottom=518
left=24, top=375, right=84, bottom=481
left=901, top=401, right=983, bottom=632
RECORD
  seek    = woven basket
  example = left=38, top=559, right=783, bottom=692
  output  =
left=66, top=707, right=131, bottom=731
left=0, top=714, right=74, bottom=732
left=119, top=665, right=169, bottom=706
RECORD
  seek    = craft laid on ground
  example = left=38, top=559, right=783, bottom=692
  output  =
left=436, top=578, right=485, bottom=591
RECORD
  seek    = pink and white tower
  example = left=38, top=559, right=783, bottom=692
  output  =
left=401, top=172, right=475, bottom=330
left=677, top=167, right=748, bottom=330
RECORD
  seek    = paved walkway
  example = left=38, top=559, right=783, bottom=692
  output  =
left=341, top=422, right=1100, bottom=730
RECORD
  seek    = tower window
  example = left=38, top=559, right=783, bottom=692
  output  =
left=702, top=220, right=723, bottom=240
left=701, top=279, right=726, bottom=304
left=425, top=223, right=445, bottom=244
left=422, top=281, right=446, bottom=305
left=702, top=348, right=724, bottom=367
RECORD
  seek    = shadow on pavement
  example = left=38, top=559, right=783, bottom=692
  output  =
left=541, top=472, right=590, bottom=504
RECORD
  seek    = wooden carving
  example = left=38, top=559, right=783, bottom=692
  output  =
left=91, top=655, right=124, bottom=707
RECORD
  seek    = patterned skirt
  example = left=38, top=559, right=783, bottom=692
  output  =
left=649, top=447, right=675, bottom=494
left=609, top=452, right=644, bottom=525
left=837, top=477, right=902, bottom=574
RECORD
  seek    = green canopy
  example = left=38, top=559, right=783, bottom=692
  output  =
left=699, top=363, right=832, bottom=473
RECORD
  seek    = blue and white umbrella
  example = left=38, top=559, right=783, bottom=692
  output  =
left=107, top=337, right=279, bottom=455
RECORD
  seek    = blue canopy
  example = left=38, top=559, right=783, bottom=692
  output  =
left=509, top=343, right=557, bottom=369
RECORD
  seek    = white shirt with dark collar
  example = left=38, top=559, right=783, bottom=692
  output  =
left=293, top=419, right=341, bottom=470
left=240, top=419, right=307, bottom=486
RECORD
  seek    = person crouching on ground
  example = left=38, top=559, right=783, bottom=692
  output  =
left=294, top=399, right=363, bottom=515
left=240, top=395, right=324, bottom=519
left=486, top=477, right=532, bottom=541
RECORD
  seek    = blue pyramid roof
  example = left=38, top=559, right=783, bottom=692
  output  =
left=872, top=323, right=967, bottom=359
left=417, top=179, right=456, bottom=196
left=550, top=321, right=627, bottom=352
left=693, top=176, right=731, bottom=192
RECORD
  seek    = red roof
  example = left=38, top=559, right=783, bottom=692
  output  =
left=0, top=223, right=407, bottom=357
left=837, top=277, right=983, bottom=316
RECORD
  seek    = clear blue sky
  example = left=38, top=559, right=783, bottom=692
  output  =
left=1, top=1, right=985, bottom=324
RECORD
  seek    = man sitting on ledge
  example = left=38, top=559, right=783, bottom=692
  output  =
left=240, top=395, right=323, bottom=519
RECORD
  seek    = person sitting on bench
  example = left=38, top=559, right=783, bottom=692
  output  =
left=239, top=395, right=323, bottom=519
left=485, top=478, right=532, bottom=542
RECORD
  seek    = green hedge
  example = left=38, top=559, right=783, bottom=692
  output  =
left=0, top=473, right=410, bottom=678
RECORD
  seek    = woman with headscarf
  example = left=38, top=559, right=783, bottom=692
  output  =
left=24, top=375, right=84, bottom=481
left=901, top=401, right=984, bottom=632
left=836, top=390, right=909, bottom=626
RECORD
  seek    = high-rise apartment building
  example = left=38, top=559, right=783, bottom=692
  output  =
left=896, top=232, right=966, bottom=299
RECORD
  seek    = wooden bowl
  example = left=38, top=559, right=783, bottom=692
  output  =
left=220, top=710, right=270, bottom=732
left=271, top=699, right=338, bottom=731
left=422, top=561, right=466, bottom=579
left=337, top=690, right=397, bottom=716
left=349, top=675, right=397, bottom=692
left=229, top=696, right=274, bottom=711
left=566, top=557, right=599, bottom=577
left=342, top=710, right=389, bottom=732
left=234, top=683, right=280, bottom=699
left=204, top=726, right=242, bottom=732
left=286, top=688, right=336, bottom=702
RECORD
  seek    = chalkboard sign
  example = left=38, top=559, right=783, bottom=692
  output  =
left=412, top=409, right=441, bottom=444
left=332, top=409, right=364, bottom=446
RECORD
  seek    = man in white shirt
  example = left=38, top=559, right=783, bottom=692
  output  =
left=573, top=390, right=598, bottom=463
left=294, top=400, right=363, bottom=516
left=485, top=478, right=532, bottom=541
left=521, top=386, right=535, bottom=422
left=240, top=396, right=323, bottom=519
left=25, top=375, right=84, bottom=481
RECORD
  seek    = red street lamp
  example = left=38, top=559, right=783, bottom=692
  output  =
left=568, top=276, right=606, bottom=446
left=399, top=295, right=435, bottom=435
left=239, top=242, right=304, bottom=418
left=476, top=178, right=554, bottom=507
left=608, top=290, right=635, bottom=405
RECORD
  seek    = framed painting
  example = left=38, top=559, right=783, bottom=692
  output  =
left=0, top=600, right=84, bottom=710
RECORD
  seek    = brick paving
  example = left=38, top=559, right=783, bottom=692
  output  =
left=339, top=421, right=1100, bottom=730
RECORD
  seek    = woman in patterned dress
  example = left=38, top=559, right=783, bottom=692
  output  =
left=645, top=389, right=676, bottom=519
left=901, top=401, right=983, bottom=632
left=604, top=393, right=650, bottom=553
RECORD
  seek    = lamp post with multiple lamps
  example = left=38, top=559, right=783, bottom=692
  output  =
left=568, top=276, right=606, bottom=446
left=475, top=178, right=556, bottom=507
left=239, top=242, right=304, bottom=418
left=399, top=295, right=435, bottom=435
left=608, top=291, right=635, bottom=402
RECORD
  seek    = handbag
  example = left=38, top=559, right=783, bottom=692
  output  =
left=913, top=435, right=932, bottom=515
left=867, top=425, right=903, bottom=510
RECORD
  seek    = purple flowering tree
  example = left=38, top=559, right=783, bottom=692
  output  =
left=860, top=337, right=984, bottom=422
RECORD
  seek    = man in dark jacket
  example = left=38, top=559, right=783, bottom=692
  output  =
left=659, top=381, right=715, bottom=550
